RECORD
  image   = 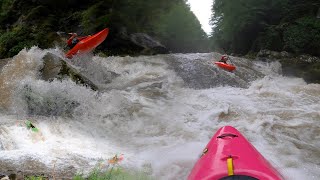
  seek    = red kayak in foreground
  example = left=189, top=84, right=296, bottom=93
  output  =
left=214, top=62, right=236, bottom=71
left=188, top=126, right=283, bottom=180
left=66, top=28, right=109, bottom=59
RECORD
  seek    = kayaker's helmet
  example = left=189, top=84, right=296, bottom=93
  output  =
left=221, top=55, right=229, bottom=61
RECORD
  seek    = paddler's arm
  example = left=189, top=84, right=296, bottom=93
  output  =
left=67, top=33, right=78, bottom=45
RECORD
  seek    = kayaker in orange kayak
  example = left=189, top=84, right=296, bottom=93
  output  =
left=65, top=28, right=109, bottom=58
left=219, top=54, right=229, bottom=64
left=67, top=33, right=89, bottom=49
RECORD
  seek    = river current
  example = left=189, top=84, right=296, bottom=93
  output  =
left=0, top=47, right=319, bottom=179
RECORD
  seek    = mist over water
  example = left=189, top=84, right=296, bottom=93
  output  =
left=0, top=47, right=319, bottom=179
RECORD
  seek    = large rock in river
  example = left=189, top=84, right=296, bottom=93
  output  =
left=40, top=53, right=119, bottom=90
left=130, top=33, right=168, bottom=55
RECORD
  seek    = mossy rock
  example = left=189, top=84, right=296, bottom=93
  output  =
left=303, top=63, right=320, bottom=83
left=281, top=59, right=320, bottom=84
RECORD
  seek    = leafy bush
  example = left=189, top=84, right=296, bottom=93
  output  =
left=73, top=167, right=152, bottom=180
left=283, top=17, right=320, bottom=55
left=255, top=26, right=283, bottom=51
left=74, top=154, right=152, bottom=180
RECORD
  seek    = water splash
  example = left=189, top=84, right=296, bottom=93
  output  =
left=0, top=47, right=319, bottom=179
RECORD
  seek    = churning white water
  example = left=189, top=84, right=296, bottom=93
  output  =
left=0, top=47, right=319, bottom=179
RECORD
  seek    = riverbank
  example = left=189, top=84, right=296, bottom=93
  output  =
left=244, top=49, right=320, bottom=84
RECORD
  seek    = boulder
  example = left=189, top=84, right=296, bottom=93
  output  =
left=106, top=28, right=169, bottom=56
left=41, top=53, right=63, bottom=81
left=256, top=49, right=272, bottom=58
left=40, top=53, right=119, bottom=90
left=130, top=33, right=168, bottom=55
left=280, top=51, right=291, bottom=58
left=298, top=54, right=320, bottom=63
left=257, top=49, right=292, bottom=59
left=256, top=50, right=320, bottom=84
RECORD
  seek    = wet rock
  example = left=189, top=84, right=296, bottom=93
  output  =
left=0, top=175, right=9, bottom=180
left=280, top=51, right=291, bottom=58
left=256, top=50, right=320, bottom=84
left=0, top=58, right=11, bottom=72
left=58, top=60, right=100, bottom=90
left=164, top=53, right=264, bottom=89
left=281, top=59, right=320, bottom=84
left=106, top=29, right=168, bottom=55
left=257, top=49, right=292, bottom=59
left=40, top=53, right=99, bottom=90
left=41, top=53, right=63, bottom=81
left=40, top=52, right=120, bottom=91
left=298, top=54, right=320, bottom=63
left=256, top=49, right=272, bottom=58
left=130, top=33, right=168, bottom=55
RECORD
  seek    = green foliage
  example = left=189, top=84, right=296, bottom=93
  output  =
left=81, top=1, right=112, bottom=34
left=0, top=0, right=208, bottom=58
left=73, top=167, right=152, bottom=180
left=211, top=0, right=288, bottom=54
left=109, top=0, right=180, bottom=33
left=0, top=0, right=13, bottom=22
left=0, top=26, right=39, bottom=57
left=254, top=26, right=283, bottom=51
left=25, top=176, right=46, bottom=180
left=283, top=16, right=320, bottom=55
left=154, top=2, right=209, bottom=52
left=210, top=0, right=320, bottom=56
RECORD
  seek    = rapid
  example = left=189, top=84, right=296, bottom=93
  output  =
left=0, top=47, right=319, bottom=179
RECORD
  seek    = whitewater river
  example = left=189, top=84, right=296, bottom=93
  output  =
left=0, top=47, right=319, bottom=179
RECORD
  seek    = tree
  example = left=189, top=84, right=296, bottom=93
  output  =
left=154, top=1, right=209, bottom=52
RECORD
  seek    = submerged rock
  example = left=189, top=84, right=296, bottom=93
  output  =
left=21, top=84, right=80, bottom=117
left=40, top=53, right=119, bottom=90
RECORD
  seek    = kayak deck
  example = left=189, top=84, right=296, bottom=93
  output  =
left=188, top=126, right=283, bottom=180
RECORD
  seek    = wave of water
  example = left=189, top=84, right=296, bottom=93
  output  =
left=0, top=47, right=319, bottom=179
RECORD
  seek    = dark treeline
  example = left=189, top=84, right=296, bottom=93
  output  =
left=210, top=0, right=320, bottom=56
left=0, top=0, right=209, bottom=58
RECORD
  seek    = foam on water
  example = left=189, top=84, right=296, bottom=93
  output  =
left=0, top=47, right=319, bottom=179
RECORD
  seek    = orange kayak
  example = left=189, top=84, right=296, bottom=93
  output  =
left=66, top=28, right=109, bottom=59
left=214, top=62, right=236, bottom=71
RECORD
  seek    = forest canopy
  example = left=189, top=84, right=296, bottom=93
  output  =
left=210, top=0, right=320, bottom=56
left=0, top=0, right=209, bottom=58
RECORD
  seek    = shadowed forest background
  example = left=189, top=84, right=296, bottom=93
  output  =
left=0, top=0, right=319, bottom=58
